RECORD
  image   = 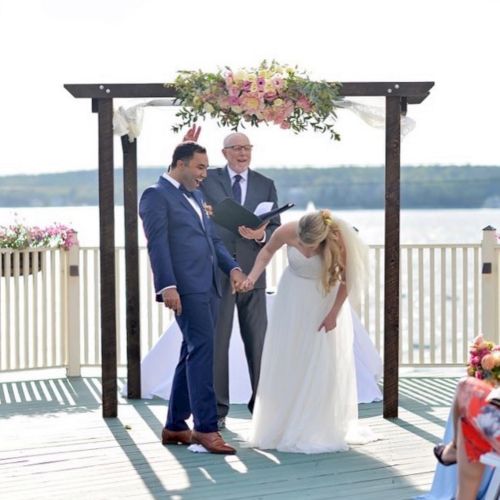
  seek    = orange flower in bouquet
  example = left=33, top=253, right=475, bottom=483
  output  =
left=467, top=335, right=500, bottom=385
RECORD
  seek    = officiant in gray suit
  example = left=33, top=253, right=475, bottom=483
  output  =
left=196, top=129, right=280, bottom=429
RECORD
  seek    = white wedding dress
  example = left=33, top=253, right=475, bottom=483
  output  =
left=247, top=223, right=378, bottom=453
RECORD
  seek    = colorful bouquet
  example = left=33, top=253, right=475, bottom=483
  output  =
left=0, top=222, right=78, bottom=250
left=467, top=335, right=500, bottom=385
left=171, top=60, right=342, bottom=139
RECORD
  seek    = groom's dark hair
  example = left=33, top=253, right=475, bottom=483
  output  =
left=170, top=141, right=207, bottom=170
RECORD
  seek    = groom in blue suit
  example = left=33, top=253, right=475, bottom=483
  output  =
left=139, top=141, right=245, bottom=454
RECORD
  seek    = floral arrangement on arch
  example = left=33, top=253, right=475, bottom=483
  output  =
left=0, top=222, right=78, bottom=250
left=170, top=60, right=343, bottom=139
left=467, top=335, right=500, bottom=385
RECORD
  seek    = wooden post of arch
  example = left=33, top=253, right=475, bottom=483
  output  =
left=121, top=136, right=141, bottom=399
left=65, top=81, right=434, bottom=419
left=384, top=95, right=401, bottom=418
left=93, top=96, right=117, bottom=417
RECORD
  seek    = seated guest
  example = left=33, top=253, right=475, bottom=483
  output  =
left=433, top=377, right=500, bottom=500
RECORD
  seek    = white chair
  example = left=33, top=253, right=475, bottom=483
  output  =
left=480, top=452, right=500, bottom=500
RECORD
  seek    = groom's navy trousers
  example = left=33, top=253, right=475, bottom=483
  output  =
left=167, top=289, right=220, bottom=433
left=139, top=176, right=239, bottom=433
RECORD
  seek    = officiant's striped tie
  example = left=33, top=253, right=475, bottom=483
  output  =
left=232, top=174, right=242, bottom=204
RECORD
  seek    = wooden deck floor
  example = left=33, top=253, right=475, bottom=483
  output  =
left=0, top=373, right=459, bottom=499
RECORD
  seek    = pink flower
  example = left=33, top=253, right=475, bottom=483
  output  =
left=227, top=85, right=240, bottom=97
left=471, top=355, right=481, bottom=366
left=481, top=354, right=495, bottom=371
left=272, top=77, right=284, bottom=89
left=297, top=96, right=313, bottom=112
left=473, top=335, right=484, bottom=346
left=263, top=91, right=277, bottom=102
left=475, top=371, right=485, bottom=379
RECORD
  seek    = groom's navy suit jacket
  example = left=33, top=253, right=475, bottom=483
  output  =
left=139, top=176, right=239, bottom=301
left=140, top=175, right=239, bottom=432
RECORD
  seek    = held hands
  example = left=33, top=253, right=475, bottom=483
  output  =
left=239, top=277, right=256, bottom=293
left=230, top=268, right=247, bottom=294
left=238, top=221, right=269, bottom=242
left=182, top=125, right=201, bottom=142
left=162, top=288, right=182, bottom=316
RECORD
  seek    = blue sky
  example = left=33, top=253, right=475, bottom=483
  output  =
left=0, top=0, right=498, bottom=175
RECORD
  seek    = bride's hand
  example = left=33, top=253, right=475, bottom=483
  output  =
left=240, top=277, right=255, bottom=292
left=318, top=312, right=337, bottom=333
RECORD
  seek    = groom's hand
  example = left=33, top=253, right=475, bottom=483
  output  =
left=162, top=288, right=182, bottom=315
left=230, top=268, right=246, bottom=294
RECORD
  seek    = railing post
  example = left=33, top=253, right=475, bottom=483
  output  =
left=481, top=226, right=499, bottom=344
left=66, top=239, right=81, bottom=376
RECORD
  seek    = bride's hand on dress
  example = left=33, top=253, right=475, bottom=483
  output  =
left=318, top=312, right=337, bottom=333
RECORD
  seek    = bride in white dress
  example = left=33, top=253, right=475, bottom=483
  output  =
left=241, top=210, right=377, bottom=453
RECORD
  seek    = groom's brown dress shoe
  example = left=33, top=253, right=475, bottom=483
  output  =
left=191, top=430, right=237, bottom=454
left=161, top=428, right=192, bottom=445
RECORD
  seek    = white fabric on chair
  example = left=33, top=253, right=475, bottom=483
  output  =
left=122, top=293, right=382, bottom=404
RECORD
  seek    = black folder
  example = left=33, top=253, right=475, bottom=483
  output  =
left=211, top=198, right=294, bottom=235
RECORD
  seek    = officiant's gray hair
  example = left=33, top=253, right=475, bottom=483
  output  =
left=170, top=142, right=206, bottom=170
left=223, top=132, right=250, bottom=148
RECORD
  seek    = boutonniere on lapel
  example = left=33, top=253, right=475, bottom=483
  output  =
left=203, top=203, right=213, bottom=218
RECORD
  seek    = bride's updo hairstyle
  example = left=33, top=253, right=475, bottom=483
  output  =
left=298, top=210, right=345, bottom=294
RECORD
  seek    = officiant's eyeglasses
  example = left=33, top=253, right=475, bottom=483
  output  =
left=224, top=145, right=253, bottom=152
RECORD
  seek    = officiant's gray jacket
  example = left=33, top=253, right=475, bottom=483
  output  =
left=201, top=167, right=280, bottom=289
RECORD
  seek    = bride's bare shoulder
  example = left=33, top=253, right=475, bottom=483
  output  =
left=275, top=221, right=299, bottom=242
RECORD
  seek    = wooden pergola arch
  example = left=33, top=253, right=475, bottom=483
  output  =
left=65, top=81, right=434, bottom=419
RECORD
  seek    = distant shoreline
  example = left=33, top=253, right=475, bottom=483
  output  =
left=1, top=165, right=499, bottom=209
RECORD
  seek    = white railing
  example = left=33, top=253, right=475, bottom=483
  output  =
left=364, top=244, right=483, bottom=366
left=0, top=247, right=79, bottom=372
left=1, top=227, right=499, bottom=373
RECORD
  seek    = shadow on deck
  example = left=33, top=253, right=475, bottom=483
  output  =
left=0, top=374, right=457, bottom=499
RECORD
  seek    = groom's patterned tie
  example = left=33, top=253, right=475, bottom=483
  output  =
left=232, top=174, right=242, bottom=204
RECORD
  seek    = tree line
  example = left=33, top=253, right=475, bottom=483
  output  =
left=1, top=165, right=499, bottom=209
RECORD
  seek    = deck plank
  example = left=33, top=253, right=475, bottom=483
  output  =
left=0, top=375, right=459, bottom=499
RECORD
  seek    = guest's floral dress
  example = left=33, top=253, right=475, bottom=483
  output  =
left=458, top=378, right=500, bottom=462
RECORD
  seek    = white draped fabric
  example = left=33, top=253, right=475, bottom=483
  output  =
left=112, top=98, right=415, bottom=142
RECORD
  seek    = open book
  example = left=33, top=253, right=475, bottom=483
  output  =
left=211, top=198, right=294, bottom=235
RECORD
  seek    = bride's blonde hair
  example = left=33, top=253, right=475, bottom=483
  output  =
left=298, top=210, right=345, bottom=294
